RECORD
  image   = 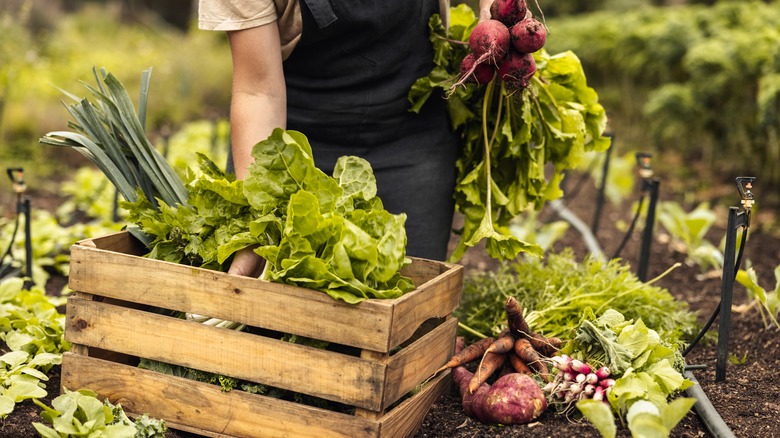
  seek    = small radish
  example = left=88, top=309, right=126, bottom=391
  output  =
left=459, top=53, right=496, bottom=85
left=595, top=366, right=611, bottom=380
left=570, top=359, right=591, bottom=375
left=496, top=50, right=536, bottom=90
left=490, top=0, right=528, bottom=27
left=469, top=19, right=511, bottom=63
left=452, top=19, right=511, bottom=89
left=510, top=18, right=547, bottom=54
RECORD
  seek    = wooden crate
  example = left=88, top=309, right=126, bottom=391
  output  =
left=62, top=231, right=463, bottom=438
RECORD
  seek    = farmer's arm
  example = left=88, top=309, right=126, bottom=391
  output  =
left=226, top=23, right=287, bottom=180
left=225, top=23, right=286, bottom=277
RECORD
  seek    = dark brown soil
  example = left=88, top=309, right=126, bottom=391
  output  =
left=1, top=172, right=778, bottom=438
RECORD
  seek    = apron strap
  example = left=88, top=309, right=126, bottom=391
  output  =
left=301, top=0, right=338, bottom=28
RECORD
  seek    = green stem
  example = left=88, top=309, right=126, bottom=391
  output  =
left=482, top=80, right=495, bottom=226
left=488, top=82, right=505, bottom=147
left=595, top=263, right=681, bottom=314
left=458, top=321, right=488, bottom=339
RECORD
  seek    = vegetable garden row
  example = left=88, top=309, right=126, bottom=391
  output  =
left=1, top=1, right=779, bottom=437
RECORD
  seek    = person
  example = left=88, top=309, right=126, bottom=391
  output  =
left=198, top=0, right=493, bottom=277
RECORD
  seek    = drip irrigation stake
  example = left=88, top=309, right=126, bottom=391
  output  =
left=636, top=179, right=659, bottom=282
left=715, top=177, right=755, bottom=382
left=5, top=167, right=34, bottom=287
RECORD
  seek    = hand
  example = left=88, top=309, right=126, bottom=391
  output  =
left=228, top=247, right=266, bottom=278
left=479, top=0, right=493, bottom=21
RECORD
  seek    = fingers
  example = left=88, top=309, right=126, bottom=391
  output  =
left=228, top=247, right=265, bottom=278
left=479, top=0, right=493, bottom=21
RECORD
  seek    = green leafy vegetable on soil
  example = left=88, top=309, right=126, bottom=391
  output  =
left=564, top=309, right=695, bottom=438
left=409, top=5, right=611, bottom=261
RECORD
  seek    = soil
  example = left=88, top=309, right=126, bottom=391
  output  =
left=1, top=172, right=778, bottom=438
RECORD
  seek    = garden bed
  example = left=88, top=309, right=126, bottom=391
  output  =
left=1, top=174, right=778, bottom=438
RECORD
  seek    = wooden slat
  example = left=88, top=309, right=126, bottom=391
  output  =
left=65, top=297, right=387, bottom=410
left=381, top=317, right=457, bottom=410
left=387, top=264, right=463, bottom=350
left=379, top=370, right=451, bottom=438
left=61, top=353, right=380, bottom=438
left=68, top=232, right=461, bottom=353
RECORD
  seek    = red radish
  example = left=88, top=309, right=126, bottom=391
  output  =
left=510, top=18, right=547, bottom=54
left=459, top=53, right=496, bottom=85
left=496, top=50, right=536, bottom=90
left=490, top=0, right=528, bottom=27
left=452, top=20, right=510, bottom=89
left=453, top=366, right=548, bottom=425
left=599, top=378, right=616, bottom=389
left=595, top=366, right=611, bottom=380
left=570, top=359, right=591, bottom=375
left=468, top=19, right=510, bottom=62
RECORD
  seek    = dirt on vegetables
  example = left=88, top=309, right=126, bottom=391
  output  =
left=1, top=172, right=778, bottom=438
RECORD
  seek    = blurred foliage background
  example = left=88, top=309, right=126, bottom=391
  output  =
left=1, top=0, right=779, bottom=208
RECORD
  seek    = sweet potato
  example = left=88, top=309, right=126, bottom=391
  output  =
left=453, top=366, right=548, bottom=425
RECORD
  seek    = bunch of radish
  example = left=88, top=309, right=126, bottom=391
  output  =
left=454, top=0, right=547, bottom=90
left=543, top=354, right=615, bottom=408
left=437, top=296, right=562, bottom=424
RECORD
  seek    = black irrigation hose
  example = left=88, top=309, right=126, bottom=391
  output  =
left=610, top=194, right=645, bottom=260
left=684, top=371, right=737, bottom=438
left=682, top=226, right=749, bottom=357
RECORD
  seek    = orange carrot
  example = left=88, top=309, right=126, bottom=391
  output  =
left=514, top=338, right=550, bottom=381
left=469, top=351, right=508, bottom=393
left=437, top=336, right=494, bottom=374
left=508, top=353, right=534, bottom=376
left=484, top=329, right=516, bottom=356
left=528, top=333, right=563, bottom=357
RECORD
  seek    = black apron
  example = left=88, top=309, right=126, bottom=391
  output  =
left=280, top=0, right=459, bottom=260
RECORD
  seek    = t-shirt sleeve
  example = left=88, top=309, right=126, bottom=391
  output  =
left=198, top=0, right=278, bottom=31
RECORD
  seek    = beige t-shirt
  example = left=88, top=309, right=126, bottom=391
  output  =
left=198, top=0, right=450, bottom=60
left=198, top=0, right=302, bottom=60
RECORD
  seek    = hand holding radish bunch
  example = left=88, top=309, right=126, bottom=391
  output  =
left=455, top=0, right=547, bottom=90
left=543, top=354, right=616, bottom=411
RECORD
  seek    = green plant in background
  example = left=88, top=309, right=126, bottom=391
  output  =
left=1, top=3, right=232, bottom=184
left=545, top=1, right=780, bottom=189
left=508, top=209, right=570, bottom=253
left=736, top=264, right=780, bottom=329
left=0, top=277, right=69, bottom=419
left=657, top=201, right=723, bottom=272
left=33, top=388, right=166, bottom=438
left=575, top=149, right=637, bottom=207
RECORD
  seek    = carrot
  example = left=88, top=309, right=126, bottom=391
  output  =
left=514, top=338, right=550, bottom=381
left=436, top=336, right=494, bottom=374
left=484, top=329, right=516, bottom=355
left=469, top=350, right=508, bottom=393
left=505, top=296, right=531, bottom=338
left=528, top=333, right=563, bottom=357
left=508, top=353, right=534, bottom=376
left=506, top=296, right=562, bottom=356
